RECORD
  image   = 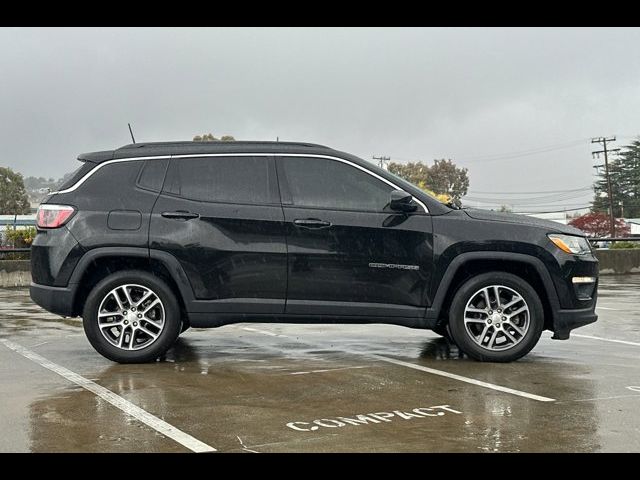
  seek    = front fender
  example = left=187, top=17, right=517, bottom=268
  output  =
left=425, top=251, right=561, bottom=325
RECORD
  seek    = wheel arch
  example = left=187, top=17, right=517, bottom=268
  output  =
left=69, top=248, right=193, bottom=321
left=428, top=252, right=560, bottom=331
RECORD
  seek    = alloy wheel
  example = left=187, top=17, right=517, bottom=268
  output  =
left=463, top=285, right=530, bottom=351
left=97, top=284, right=165, bottom=351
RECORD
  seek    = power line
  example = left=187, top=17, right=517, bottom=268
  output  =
left=466, top=200, right=593, bottom=207
left=511, top=206, right=593, bottom=214
left=457, top=139, right=587, bottom=162
left=467, top=186, right=592, bottom=195
left=386, top=138, right=588, bottom=164
left=464, top=191, right=593, bottom=205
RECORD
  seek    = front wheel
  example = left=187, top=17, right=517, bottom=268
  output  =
left=82, top=270, right=182, bottom=363
left=448, top=272, right=544, bottom=362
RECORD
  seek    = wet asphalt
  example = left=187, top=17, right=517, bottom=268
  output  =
left=0, top=275, right=639, bottom=452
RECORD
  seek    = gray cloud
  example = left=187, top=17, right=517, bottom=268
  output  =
left=1, top=27, right=639, bottom=209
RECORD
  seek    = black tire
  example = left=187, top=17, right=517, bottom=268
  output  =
left=82, top=270, right=182, bottom=363
left=448, top=272, right=544, bottom=362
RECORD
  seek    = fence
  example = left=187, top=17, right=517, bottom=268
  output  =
left=589, top=237, right=640, bottom=242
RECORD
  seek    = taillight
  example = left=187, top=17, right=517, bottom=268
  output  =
left=36, top=204, right=76, bottom=228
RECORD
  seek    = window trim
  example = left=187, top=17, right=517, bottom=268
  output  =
left=51, top=152, right=429, bottom=213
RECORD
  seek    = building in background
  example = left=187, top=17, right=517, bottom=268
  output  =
left=625, top=218, right=640, bottom=236
left=518, top=211, right=569, bottom=225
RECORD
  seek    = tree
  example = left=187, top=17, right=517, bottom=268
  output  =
left=498, top=205, right=512, bottom=213
left=387, top=161, right=448, bottom=202
left=0, top=167, right=30, bottom=214
left=568, top=212, right=630, bottom=238
left=193, top=133, right=236, bottom=142
left=387, top=161, right=430, bottom=187
left=427, top=159, right=469, bottom=205
left=592, top=137, right=640, bottom=218
left=387, top=158, right=469, bottom=205
left=193, top=133, right=217, bottom=142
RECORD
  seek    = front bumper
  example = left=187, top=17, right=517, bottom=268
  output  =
left=30, top=282, right=76, bottom=317
left=551, top=306, right=598, bottom=340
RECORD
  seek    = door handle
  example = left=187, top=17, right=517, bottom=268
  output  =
left=161, top=210, right=200, bottom=220
left=293, top=218, right=332, bottom=229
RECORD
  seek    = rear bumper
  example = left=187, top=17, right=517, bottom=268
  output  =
left=30, top=282, right=76, bottom=317
left=551, top=306, right=598, bottom=340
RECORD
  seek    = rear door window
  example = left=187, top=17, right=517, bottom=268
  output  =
left=163, top=156, right=277, bottom=205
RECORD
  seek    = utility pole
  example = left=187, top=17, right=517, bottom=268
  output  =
left=372, top=155, right=390, bottom=169
left=592, top=136, right=620, bottom=237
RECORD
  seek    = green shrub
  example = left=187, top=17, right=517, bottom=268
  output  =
left=4, top=226, right=36, bottom=248
left=610, top=241, right=640, bottom=249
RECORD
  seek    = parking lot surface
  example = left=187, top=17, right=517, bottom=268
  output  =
left=1, top=275, right=639, bottom=452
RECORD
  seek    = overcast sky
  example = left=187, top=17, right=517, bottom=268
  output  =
left=1, top=27, right=639, bottom=212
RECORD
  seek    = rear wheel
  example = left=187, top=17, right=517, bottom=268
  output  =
left=82, top=270, right=181, bottom=363
left=448, top=272, right=544, bottom=362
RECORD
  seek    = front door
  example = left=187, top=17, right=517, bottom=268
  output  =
left=276, top=155, right=434, bottom=318
left=149, top=155, right=287, bottom=313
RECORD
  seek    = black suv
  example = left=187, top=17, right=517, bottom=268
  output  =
left=30, top=141, right=598, bottom=363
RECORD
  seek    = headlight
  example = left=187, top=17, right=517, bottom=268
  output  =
left=548, top=234, right=591, bottom=255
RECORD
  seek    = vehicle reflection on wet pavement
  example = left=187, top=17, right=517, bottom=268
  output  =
left=1, top=275, right=639, bottom=452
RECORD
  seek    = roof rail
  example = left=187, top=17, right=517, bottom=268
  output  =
left=117, top=140, right=330, bottom=150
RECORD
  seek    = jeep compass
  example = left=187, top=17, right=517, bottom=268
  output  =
left=30, top=141, right=598, bottom=363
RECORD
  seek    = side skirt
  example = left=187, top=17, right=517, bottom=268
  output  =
left=188, top=313, right=434, bottom=329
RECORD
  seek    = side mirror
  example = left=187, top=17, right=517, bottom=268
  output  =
left=390, top=190, right=417, bottom=212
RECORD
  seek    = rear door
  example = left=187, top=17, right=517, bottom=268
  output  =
left=149, top=155, right=287, bottom=313
left=277, top=155, right=434, bottom=318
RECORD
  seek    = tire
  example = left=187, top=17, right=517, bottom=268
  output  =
left=448, top=272, right=544, bottom=362
left=82, top=270, right=182, bottom=363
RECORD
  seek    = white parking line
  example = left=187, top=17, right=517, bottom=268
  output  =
left=596, top=306, right=620, bottom=311
left=368, top=354, right=555, bottom=402
left=572, top=334, right=640, bottom=347
left=0, top=339, right=216, bottom=453
left=236, top=436, right=259, bottom=453
left=240, top=328, right=556, bottom=403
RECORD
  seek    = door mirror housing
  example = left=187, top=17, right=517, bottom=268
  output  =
left=389, top=190, right=417, bottom=212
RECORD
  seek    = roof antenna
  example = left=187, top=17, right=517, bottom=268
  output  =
left=128, top=123, right=136, bottom=144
